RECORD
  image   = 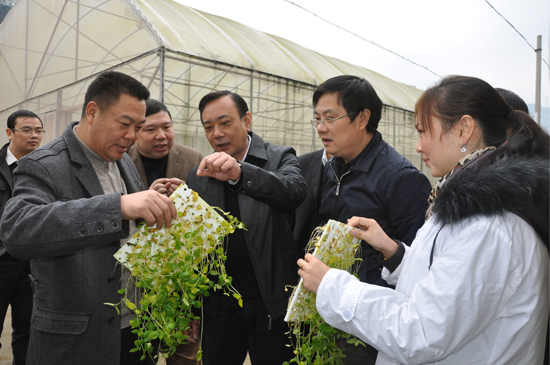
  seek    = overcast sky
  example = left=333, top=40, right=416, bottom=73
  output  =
left=176, top=0, right=549, bottom=112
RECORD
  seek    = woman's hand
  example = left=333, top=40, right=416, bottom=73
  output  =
left=347, top=217, right=399, bottom=259
left=297, top=253, right=330, bottom=295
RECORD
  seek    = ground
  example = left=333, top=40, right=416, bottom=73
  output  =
left=0, top=306, right=251, bottom=364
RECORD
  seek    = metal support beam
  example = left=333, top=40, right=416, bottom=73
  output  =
left=535, top=35, right=542, bottom=124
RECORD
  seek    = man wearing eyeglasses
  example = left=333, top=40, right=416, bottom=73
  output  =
left=0, top=110, right=44, bottom=364
left=313, top=75, right=431, bottom=365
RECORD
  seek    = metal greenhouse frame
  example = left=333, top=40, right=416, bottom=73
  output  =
left=0, top=0, right=431, bottom=178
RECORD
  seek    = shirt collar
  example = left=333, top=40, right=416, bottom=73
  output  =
left=240, top=134, right=252, bottom=162
left=6, top=146, right=17, bottom=165
left=72, top=125, right=113, bottom=171
left=322, top=149, right=329, bottom=166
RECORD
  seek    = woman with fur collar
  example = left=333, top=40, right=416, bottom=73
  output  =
left=298, top=75, right=549, bottom=364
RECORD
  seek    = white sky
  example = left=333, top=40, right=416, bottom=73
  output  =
left=176, top=0, right=550, bottom=109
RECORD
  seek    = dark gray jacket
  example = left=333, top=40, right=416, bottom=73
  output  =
left=0, top=142, right=14, bottom=257
left=186, top=132, right=306, bottom=320
left=0, top=122, right=144, bottom=365
left=293, top=149, right=324, bottom=252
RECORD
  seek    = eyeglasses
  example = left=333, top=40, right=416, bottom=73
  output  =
left=311, top=111, right=358, bottom=129
left=11, top=128, right=46, bottom=136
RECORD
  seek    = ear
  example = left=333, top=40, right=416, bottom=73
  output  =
left=243, top=111, right=252, bottom=132
left=458, top=115, right=476, bottom=145
left=358, top=109, right=371, bottom=131
left=85, top=101, right=99, bottom=125
left=5, top=128, right=13, bottom=141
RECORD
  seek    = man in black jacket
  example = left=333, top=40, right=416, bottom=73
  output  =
left=293, top=148, right=326, bottom=251
left=0, top=110, right=44, bottom=364
left=186, top=91, right=306, bottom=365
left=314, top=75, right=432, bottom=364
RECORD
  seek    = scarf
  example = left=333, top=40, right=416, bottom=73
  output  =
left=425, top=146, right=496, bottom=220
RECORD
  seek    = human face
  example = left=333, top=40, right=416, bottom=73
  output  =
left=6, top=117, right=43, bottom=159
left=314, top=93, right=369, bottom=163
left=135, top=111, right=174, bottom=159
left=201, top=95, right=251, bottom=161
left=415, top=116, right=464, bottom=177
left=87, top=93, right=146, bottom=162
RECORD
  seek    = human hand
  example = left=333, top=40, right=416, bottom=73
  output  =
left=347, top=217, right=398, bottom=259
left=149, top=178, right=184, bottom=197
left=196, top=152, right=242, bottom=181
left=297, top=253, right=330, bottom=295
left=120, top=190, right=178, bottom=229
left=182, top=319, right=200, bottom=343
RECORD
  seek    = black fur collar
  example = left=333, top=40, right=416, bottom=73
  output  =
left=433, top=152, right=549, bottom=246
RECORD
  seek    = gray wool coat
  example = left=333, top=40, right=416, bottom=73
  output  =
left=0, top=121, right=145, bottom=365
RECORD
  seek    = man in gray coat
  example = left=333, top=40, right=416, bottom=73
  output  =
left=0, top=71, right=178, bottom=365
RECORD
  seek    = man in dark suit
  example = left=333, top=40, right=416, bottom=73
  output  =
left=0, top=71, right=178, bottom=365
left=128, top=99, right=202, bottom=365
left=293, top=148, right=326, bottom=252
left=186, top=90, right=306, bottom=365
left=0, top=110, right=44, bottom=364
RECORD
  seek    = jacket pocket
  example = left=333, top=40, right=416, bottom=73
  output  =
left=33, top=307, right=90, bottom=335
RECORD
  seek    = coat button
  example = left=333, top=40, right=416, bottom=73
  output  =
left=111, top=221, right=120, bottom=230
left=95, top=224, right=104, bottom=233
left=79, top=228, right=87, bottom=236
left=342, top=309, right=352, bottom=321
left=107, top=277, right=115, bottom=284
left=107, top=317, right=115, bottom=325
left=246, top=181, right=252, bottom=188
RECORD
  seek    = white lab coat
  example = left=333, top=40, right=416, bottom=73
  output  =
left=317, top=212, right=549, bottom=364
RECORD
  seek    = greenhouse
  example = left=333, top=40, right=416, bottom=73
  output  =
left=0, top=0, right=430, bottom=177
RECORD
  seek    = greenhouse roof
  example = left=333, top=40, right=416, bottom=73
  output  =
left=0, top=0, right=422, bottom=111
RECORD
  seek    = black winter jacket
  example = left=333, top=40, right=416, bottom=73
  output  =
left=319, top=131, right=431, bottom=285
left=434, top=147, right=549, bottom=248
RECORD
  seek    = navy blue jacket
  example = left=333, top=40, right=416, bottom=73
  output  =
left=319, top=131, right=431, bottom=286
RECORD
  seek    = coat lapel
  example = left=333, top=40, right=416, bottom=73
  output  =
left=0, top=143, right=13, bottom=191
left=63, top=122, right=106, bottom=197
left=165, top=146, right=183, bottom=181
left=127, top=145, right=148, bottom=188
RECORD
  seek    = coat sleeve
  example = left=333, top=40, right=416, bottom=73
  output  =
left=386, top=167, right=431, bottom=245
left=231, top=147, right=306, bottom=210
left=0, top=157, right=129, bottom=260
left=316, top=217, right=541, bottom=363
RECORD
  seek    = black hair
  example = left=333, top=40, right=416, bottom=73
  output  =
left=495, top=88, right=529, bottom=114
left=146, top=99, right=172, bottom=121
left=198, top=90, right=249, bottom=123
left=81, top=71, right=150, bottom=118
left=312, top=75, right=383, bottom=133
left=7, top=110, right=43, bottom=129
left=416, top=75, right=548, bottom=158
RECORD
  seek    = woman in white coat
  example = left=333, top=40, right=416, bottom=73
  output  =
left=298, top=75, right=549, bottom=364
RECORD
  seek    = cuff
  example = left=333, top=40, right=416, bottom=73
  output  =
left=378, top=240, right=405, bottom=273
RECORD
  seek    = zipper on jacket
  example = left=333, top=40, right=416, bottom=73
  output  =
left=268, top=315, right=272, bottom=330
left=329, top=163, right=351, bottom=196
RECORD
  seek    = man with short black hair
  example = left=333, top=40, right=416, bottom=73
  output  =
left=129, top=99, right=202, bottom=195
left=0, top=71, right=178, bottom=365
left=0, top=109, right=43, bottom=364
left=187, top=90, right=306, bottom=365
left=314, top=75, right=431, bottom=364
